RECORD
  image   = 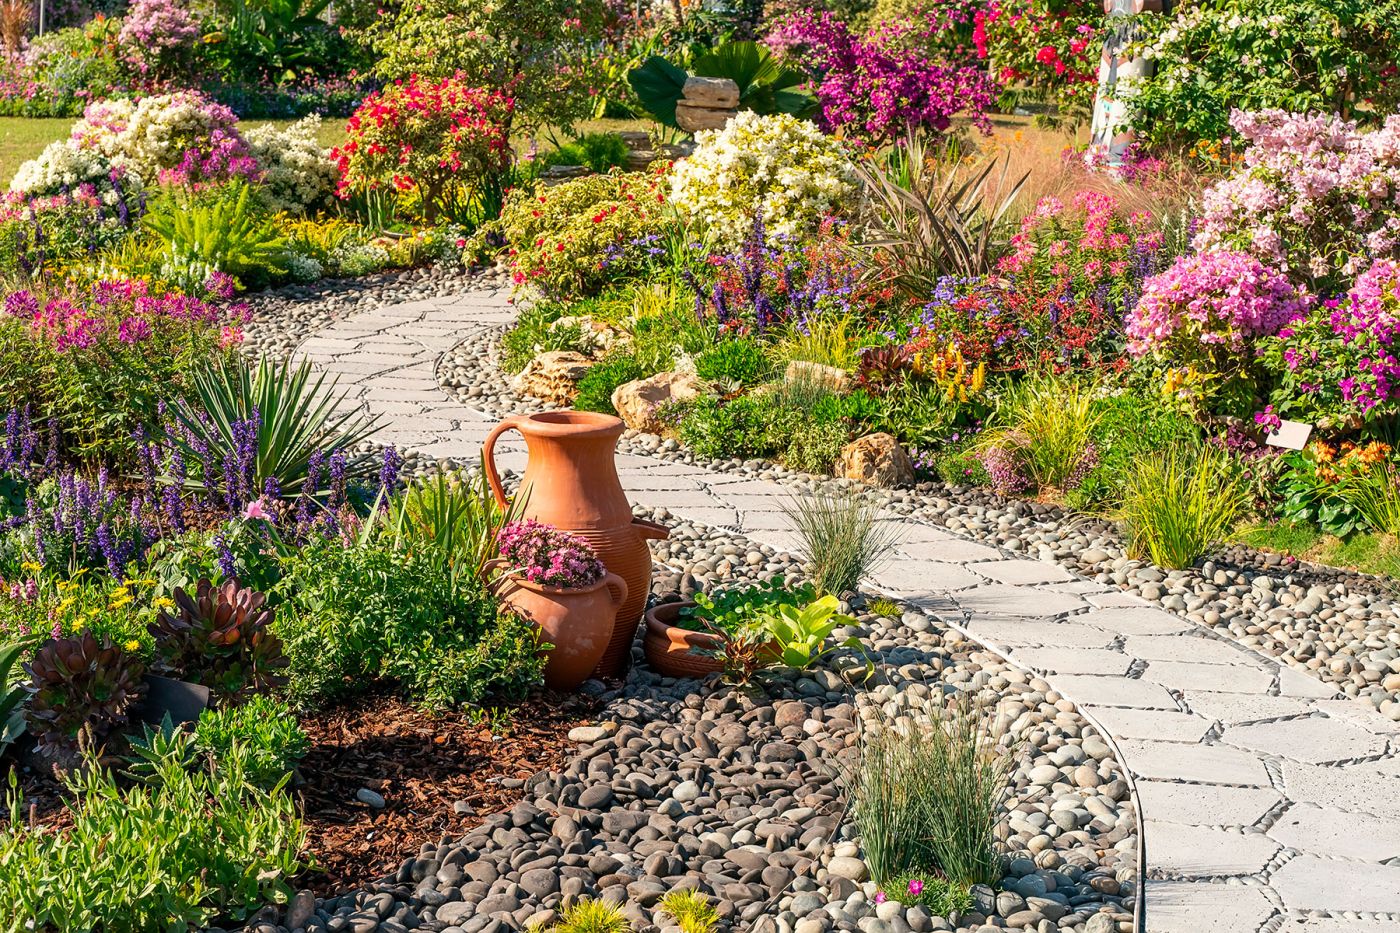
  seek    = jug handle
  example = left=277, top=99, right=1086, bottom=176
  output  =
left=633, top=517, right=670, bottom=541
left=602, top=572, right=628, bottom=610
left=481, top=416, right=522, bottom=511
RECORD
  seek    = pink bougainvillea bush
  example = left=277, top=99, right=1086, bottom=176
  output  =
left=1259, top=259, right=1400, bottom=428
left=1193, top=109, right=1400, bottom=294
left=496, top=520, right=605, bottom=589
left=1124, top=249, right=1312, bottom=397
left=768, top=10, right=998, bottom=144
left=332, top=73, right=514, bottom=225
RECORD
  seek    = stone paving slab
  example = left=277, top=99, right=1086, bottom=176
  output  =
left=291, top=286, right=1400, bottom=932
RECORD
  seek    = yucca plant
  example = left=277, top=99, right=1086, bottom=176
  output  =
left=0, top=643, right=26, bottom=757
left=144, top=182, right=289, bottom=286
left=782, top=490, right=900, bottom=596
left=1117, top=442, right=1248, bottom=570
left=165, top=354, right=382, bottom=498
left=853, top=128, right=1027, bottom=298
left=853, top=690, right=1016, bottom=887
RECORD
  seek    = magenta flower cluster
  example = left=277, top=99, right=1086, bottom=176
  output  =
left=496, top=520, right=605, bottom=590
left=768, top=11, right=998, bottom=143
left=1124, top=250, right=1312, bottom=357
left=118, top=0, right=199, bottom=75
left=158, top=129, right=262, bottom=187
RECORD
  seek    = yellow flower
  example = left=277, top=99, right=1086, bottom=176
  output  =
left=155, top=597, right=175, bottom=609
left=108, top=594, right=133, bottom=609
left=21, top=562, right=41, bottom=575
left=124, top=639, right=141, bottom=652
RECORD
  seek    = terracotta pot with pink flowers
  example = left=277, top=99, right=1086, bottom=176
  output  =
left=487, top=520, right=628, bottom=691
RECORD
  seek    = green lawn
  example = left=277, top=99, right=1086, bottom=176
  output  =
left=1234, top=520, right=1400, bottom=580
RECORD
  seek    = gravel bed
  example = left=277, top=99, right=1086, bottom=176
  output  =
left=224, top=510, right=1139, bottom=933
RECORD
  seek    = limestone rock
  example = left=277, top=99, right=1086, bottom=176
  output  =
left=611, top=371, right=703, bottom=435
left=682, top=76, right=740, bottom=108
left=784, top=359, right=849, bottom=393
left=675, top=102, right=734, bottom=133
left=513, top=350, right=594, bottom=404
left=836, top=432, right=914, bottom=487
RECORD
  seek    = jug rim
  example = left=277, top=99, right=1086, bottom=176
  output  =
left=513, top=410, right=625, bottom=438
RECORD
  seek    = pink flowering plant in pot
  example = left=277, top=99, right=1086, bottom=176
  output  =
left=489, top=520, right=626, bottom=690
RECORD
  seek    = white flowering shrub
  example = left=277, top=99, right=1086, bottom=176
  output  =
left=668, top=112, right=857, bottom=248
left=70, top=92, right=255, bottom=185
left=245, top=116, right=339, bottom=216
left=10, top=141, right=117, bottom=197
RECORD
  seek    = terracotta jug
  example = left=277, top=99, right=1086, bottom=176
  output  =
left=483, top=411, right=668, bottom=678
left=489, top=565, right=628, bottom=691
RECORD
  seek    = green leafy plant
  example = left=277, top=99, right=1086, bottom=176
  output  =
left=1117, top=443, right=1249, bottom=570
left=695, top=337, right=771, bottom=387
left=143, top=182, right=289, bottom=289
left=675, top=394, right=786, bottom=461
left=0, top=751, right=306, bottom=932
left=853, top=130, right=1026, bottom=298
left=382, top=463, right=525, bottom=589
left=682, top=580, right=820, bottom=633
left=658, top=889, right=720, bottom=933
left=573, top=354, right=647, bottom=415
left=148, top=579, right=289, bottom=700
left=629, top=40, right=816, bottom=128
left=853, top=690, right=1015, bottom=888
left=0, top=643, right=26, bottom=757
left=541, top=132, right=632, bottom=173
left=783, top=491, right=900, bottom=595
left=195, top=695, right=310, bottom=789
left=166, top=354, right=382, bottom=498
left=122, top=714, right=198, bottom=785
left=23, top=633, right=146, bottom=758
left=753, top=594, right=861, bottom=671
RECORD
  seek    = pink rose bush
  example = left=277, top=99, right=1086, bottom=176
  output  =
left=496, top=520, right=605, bottom=590
left=1193, top=109, right=1400, bottom=293
left=1259, top=259, right=1400, bottom=427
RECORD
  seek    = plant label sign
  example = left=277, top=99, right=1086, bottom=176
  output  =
left=1265, top=419, right=1313, bottom=450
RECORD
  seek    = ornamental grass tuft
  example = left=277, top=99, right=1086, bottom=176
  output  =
left=1116, top=442, right=1248, bottom=570
left=782, top=490, right=899, bottom=596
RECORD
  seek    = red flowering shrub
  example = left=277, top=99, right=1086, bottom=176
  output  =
left=332, top=74, right=514, bottom=224
left=497, top=167, right=671, bottom=299
left=977, top=0, right=1100, bottom=117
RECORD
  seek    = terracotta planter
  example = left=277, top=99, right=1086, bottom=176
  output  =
left=491, top=566, right=628, bottom=691
left=644, top=601, right=726, bottom=678
left=484, top=411, right=668, bottom=679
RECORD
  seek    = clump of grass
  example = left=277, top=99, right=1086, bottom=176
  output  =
left=1339, top=462, right=1400, bottom=537
left=852, top=690, right=1017, bottom=888
left=977, top=376, right=1100, bottom=493
left=658, top=889, right=719, bottom=933
left=1117, top=442, right=1248, bottom=570
left=867, top=596, right=903, bottom=618
left=782, top=491, right=900, bottom=596
left=547, top=898, right=629, bottom=933
left=775, top=314, right=860, bottom=370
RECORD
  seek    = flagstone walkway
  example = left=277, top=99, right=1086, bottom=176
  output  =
left=292, top=287, right=1400, bottom=933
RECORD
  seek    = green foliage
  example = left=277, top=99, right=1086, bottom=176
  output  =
left=754, top=594, right=861, bottom=672
left=272, top=537, right=544, bottom=709
left=1067, top=389, right=1199, bottom=509
left=628, top=40, right=816, bottom=129
left=0, top=752, right=306, bottom=932
left=1337, top=461, right=1400, bottom=537
left=166, top=354, right=382, bottom=499
left=783, top=418, right=849, bottom=475
left=878, top=873, right=974, bottom=917
left=203, top=0, right=349, bottom=86
left=0, top=642, right=26, bottom=757
left=547, top=898, right=630, bottom=933
left=682, top=579, right=820, bottom=633
left=142, top=183, right=290, bottom=290
left=695, top=337, right=771, bottom=387
left=382, top=464, right=524, bottom=590
left=122, top=714, right=198, bottom=785
left=195, top=695, right=310, bottom=789
left=853, top=691, right=1014, bottom=888
left=1127, top=0, right=1400, bottom=148
left=573, top=355, right=647, bottom=415
left=675, top=394, right=785, bottom=461
left=500, top=303, right=576, bottom=373
left=1117, top=443, right=1249, bottom=570
left=978, top=376, right=1100, bottom=493
left=782, top=490, right=899, bottom=596
left=658, top=889, right=720, bottom=933
left=541, top=133, right=631, bottom=173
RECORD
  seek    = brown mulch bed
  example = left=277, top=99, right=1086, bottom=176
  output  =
left=0, top=688, right=600, bottom=897
left=292, top=689, right=599, bottom=894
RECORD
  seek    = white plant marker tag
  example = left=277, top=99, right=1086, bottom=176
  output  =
left=1265, top=419, right=1313, bottom=450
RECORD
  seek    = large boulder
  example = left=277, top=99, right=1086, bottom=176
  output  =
left=513, top=350, right=593, bottom=404
left=675, top=77, right=739, bottom=133
left=611, top=371, right=703, bottom=435
left=836, top=433, right=915, bottom=487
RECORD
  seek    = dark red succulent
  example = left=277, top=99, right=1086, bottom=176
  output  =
left=149, top=579, right=288, bottom=700
left=24, top=632, right=146, bottom=757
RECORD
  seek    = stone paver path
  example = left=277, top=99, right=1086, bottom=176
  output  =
left=293, top=289, right=1400, bottom=933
